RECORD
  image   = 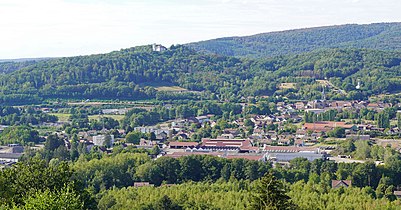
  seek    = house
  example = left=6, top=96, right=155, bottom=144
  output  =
left=332, top=180, right=352, bottom=188
left=329, top=101, right=353, bottom=110
left=218, top=133, right=235, bottom=139
left=169, top=141, right=199, bottom=149
left=175, top=132, right=189, bottom=140
left=92, top=135, right=114, bottom=146
left=394, top=191, right=401, bottom=199
left=277, top=137, right=291, bottom=146
left=156, top=131, right=168, bottom=141
left=224, top=129, right=240, bottom=136
left=195, top=116, right=211, bottom=124
left=294, top=102, right=306, bottom=110
left=294, top=139, right=304, bottom=147
left=102, top=108, right=129, bottom=115
left=305, top=109, right=325, bottom=115
left=138, top=139, right=159, bottom=149
left=366, top=102, right=391, bottom=111
left=133, top=182, right=154, bottom=187
left=0, top=153, right=22, bottom=163
left=152, top=44, right=167, bottom=52
left=303, top=121, right=354, bottom=133
left=7, top=144, right=24, bottom=153
left=200, top=138, right=254, bottom=152
left=307, top=100, right=326, bottom=109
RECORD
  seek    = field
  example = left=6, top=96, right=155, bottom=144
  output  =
left=88, top=114, right=125, bottom=121
left=50, top=113, right=125, bottom=122
left=278, top=83, right=296, bottom=89
left=50, top=113, right=71, bottom=122
left=140, top=82, right=188, bottom=92
left=154, top=86, right=188, bottom=92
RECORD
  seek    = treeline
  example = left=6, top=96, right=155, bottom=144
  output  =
left=188, top=22, right=401, bottom=58
left=3, top=156, right=401, bottom=209
left=1, top=44, right=401, bottom=104
left=72, top=153, right=270, bottom=193
left=0, top=157, right=294, bottom=210
left=25, top=137, right=401, bottom=200
left=9, top=142, right=401, bottom=209
left=0, top=126, right=42, bottom=145
left=0, top=61, right=38, bottom=74
left=0, top=158, right=96, bottom=209
left=98, top=179, right=401, bottom=210
left=0, top=106, right=57, bottom=126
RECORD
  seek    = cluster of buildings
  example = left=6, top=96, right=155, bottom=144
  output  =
left=142, top=99, right=400, bottom=164
left=0, top=144, right=24, bottom=167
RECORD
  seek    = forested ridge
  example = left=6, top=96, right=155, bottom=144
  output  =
left=1, top=44, right=401, bottom=104
left=188, top=22, right=401, bottom=58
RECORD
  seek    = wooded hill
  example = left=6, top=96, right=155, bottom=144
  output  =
left=0, top=44, right=401, bottom=104
left=187, top=22, right=401, bottom=58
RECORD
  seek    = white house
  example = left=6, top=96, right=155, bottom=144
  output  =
left=93, top=135, right=114, bottom=147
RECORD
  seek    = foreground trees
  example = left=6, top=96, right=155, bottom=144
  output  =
left=0, top=158, right=95, bottom=209
left=250, top=173, right=296, bottom=210
left=1, top=152, right=401, bottom=209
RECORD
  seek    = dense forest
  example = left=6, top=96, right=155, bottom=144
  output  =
left=188, top=22, right=401, bottom=58
left=1, top=44, right=401, bottom=104
left=0, top=61, right=39, bottom=74
left=4, top=145, right=401, bottom=209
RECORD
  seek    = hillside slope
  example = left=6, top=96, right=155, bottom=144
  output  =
left=187, top=22, right=401, bottom=58
left=0, top=45, right=401, bottom=104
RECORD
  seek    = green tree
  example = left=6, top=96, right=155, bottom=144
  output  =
left=103, top=135, right=113, bottom=148
left=327, top=127, right=345, bottom=138
left=354, top=140, right=371, bottom=160
left=250, top=172, right=297, bottom=210
left=125, top=131, right=142, bottom=144
left=20, top=186, right=84, bottom=210
left=153, top=195, right=182, bottom=210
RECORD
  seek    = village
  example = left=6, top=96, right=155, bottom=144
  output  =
left=2, top=98, right=399, bottom=169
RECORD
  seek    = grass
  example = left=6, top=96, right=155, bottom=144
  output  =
left=279, top=83, right=296, bottom=89
left=140, top=81, right=188, bottom=92
left=50, top=113, right=124, bottom=122
left=154, top=86, right=188, bottom=92
left=49, top=113, right=71, bottom=122
left=88, top=114, right=125, bottom=121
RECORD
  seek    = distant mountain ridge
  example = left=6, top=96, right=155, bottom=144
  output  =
left=187, top=22, right=401, bottom=58
left=1, top=45, right=401, bottom=104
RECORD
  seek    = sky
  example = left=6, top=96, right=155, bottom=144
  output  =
left=0, top=0, right=400, bottom=59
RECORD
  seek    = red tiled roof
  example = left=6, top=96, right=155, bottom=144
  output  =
left=332, top=180, right=351, bottom=188
left=164, top=152, right=221, bottom=158
left=201, top=138, right=251, bottom=148
left=169, top=141, right=199, bottom=147
left=304, top=121, right=354, bottom=132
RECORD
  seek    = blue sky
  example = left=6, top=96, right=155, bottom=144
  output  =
left=0, top=0, right=400, bottom=59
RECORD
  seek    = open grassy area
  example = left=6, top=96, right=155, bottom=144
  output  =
left=140, top=81, right=188, bottom=92
left=88, top=114, right=125, bottom=121
left=154, top=86, right=188, bottom=92
left=279, top=83, right=296, bottom=89
left=49, top=113, right=71, bottom=122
